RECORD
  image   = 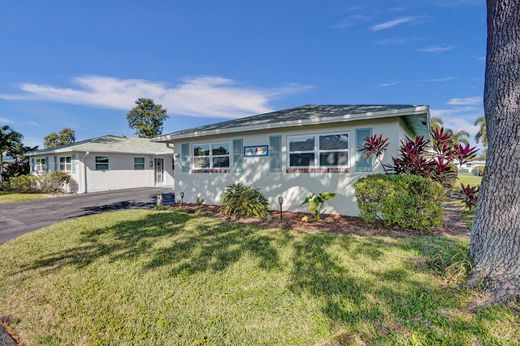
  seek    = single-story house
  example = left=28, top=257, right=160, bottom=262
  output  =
left=155, top=104, right=430, bottom=216
left=27, top=135, right=174, bottom=193
left=458, top=160, right=486, bottom=176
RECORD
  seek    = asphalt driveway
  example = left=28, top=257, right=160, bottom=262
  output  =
left=0, top=187, right=173, bottom=244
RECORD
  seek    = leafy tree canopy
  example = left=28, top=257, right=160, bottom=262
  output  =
left=127, top=98, right=169, bottom=138
left=44, top=128, right=76, bottom=148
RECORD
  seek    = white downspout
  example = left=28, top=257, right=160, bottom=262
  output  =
left=83, top=151, right=89, bottom=193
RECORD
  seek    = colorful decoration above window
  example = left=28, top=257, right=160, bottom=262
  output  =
left=244, top=145, right=269, bottom=157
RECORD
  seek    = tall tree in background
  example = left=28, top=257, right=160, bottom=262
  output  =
left=127, top=98, right=168, bottom=138
left=0, top=125, right=23, bottom=180
left=430, top=117, right=470, bottom=146
left=469, top=0, right=520, bottom=303
left=474, top=116, right=488, bottom=148
left=44, top=128, right=76, bottom=148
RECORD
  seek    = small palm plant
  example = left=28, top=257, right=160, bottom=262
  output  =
left=301, top=192, right=336, bottom=221
left=222, top=183, right=269, bottom=218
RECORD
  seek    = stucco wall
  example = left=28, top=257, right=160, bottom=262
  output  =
left=83, top=152, right=174, bottom=193
left=172, top=118, right=402, bottom=216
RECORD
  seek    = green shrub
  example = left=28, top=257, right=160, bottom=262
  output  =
left=4, top=175, right=37, bottom=193
left=354, top=173, right=444, bottom=232
left=39, top=172, right=71, bottom=193
left=222, top=183, right=269, bottom=218
left=457, top=168, right=470, bottom=174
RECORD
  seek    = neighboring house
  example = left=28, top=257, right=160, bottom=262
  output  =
left=458, top=160, right=486, bottom=176
left=155, top=104, right=430, bottom=215
left=27, top=135, right=174, bottom=193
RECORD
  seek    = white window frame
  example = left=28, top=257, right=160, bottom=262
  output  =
left=287, top=131, right=350, bottom=168
left=133, top=157, right=146, bottom=170
left=35, top=158, right=47, bottom=173
left=59, top=156, right=72, bottom=171
left=95, top=156, right=110, bottom=171
left=192, top=142, right=230, bottom=169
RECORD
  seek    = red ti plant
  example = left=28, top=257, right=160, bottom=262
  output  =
left=360, top=127, right=478, bottom=189
left=460, top=184, right=479, bottom=209
left=359, top=134, right=389, bottom=170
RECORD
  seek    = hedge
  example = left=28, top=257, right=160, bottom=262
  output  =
left=354, top=173, right=444, bottom=232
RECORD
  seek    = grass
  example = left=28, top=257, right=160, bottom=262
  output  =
left=0, top=191, right=49, bottom=203
left=456, top=175, right=482, bottom=187
left=1, top=210, right=518, bottom=345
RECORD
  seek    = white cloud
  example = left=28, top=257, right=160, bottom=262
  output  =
left=332, top=15, right=371, bottom=29
left=0, top=75, right=311, bottom=118
left=417, top=45, right=454, bottom=53
left=0, top=116, right=13, bottom=124
left=447, top=96, right=481, bottom=105
left=371, top=17, right=419, bottom=31
left=430, top=107, right=483, bottom=140
left=377, top=76, right=454, bottom=87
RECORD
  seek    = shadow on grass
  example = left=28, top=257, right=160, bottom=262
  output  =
left=19, top=210, right=504, bottom=344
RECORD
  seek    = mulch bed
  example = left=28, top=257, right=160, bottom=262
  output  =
left=162, top=200, right=470, bottom=238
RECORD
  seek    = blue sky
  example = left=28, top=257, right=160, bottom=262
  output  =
left=0, top=0, right=486, bottom=148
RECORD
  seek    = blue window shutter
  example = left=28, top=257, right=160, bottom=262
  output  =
left=54, top=155, right=58, bottom=171
left=31, top=158, right=35, bottom=173
left=232, top=139, right=243, bottom=173
left=269, top=135, right=282, bottom=172
left=181, top=143, right=190, bottom=172
left=45, top=156, right=49, bottom=172
left=355, top=128, right=373, bottom=172
left=71, top=154, right=77, bottom=174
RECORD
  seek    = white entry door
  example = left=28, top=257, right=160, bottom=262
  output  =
left=154, top=158, right=164, bottom=184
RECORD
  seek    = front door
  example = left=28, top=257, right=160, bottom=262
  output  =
left=154, top=158, right=164, bottom=184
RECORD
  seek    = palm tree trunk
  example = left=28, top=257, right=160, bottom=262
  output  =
left=468, top=0, right=520, bottom=303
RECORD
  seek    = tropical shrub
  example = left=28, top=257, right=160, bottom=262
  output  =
left=301, top=192, right=336, bottom=221
left=4, top=175, right=37, bottom=193
left=4, top=172, right=71, bottom=193
left=221, top=183, right=269, bottom=218
left=354, top=174, right=444, bottom=231
left=460, top=184, right=479, bottom=209
left=359, top=128, right=478, bottom=188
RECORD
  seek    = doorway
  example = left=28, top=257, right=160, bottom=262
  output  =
left=154, top=158, right=164, bottom=184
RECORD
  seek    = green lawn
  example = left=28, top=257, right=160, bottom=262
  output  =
left=457, top=175, right=482, bottom=187
left=0, top=191, right=49, bottom=203
left=0, top=210, right=518, bottom=345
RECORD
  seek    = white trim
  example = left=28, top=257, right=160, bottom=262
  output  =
left=156, top=106, right=429, bottom=141
left=287, top=131, right=351, bottom=169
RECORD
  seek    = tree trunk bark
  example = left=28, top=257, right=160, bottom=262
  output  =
left=468, top=0, right=520, bottom=303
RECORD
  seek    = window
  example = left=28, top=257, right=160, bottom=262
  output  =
left=95, top=156, right=109, bottom=171
left=35, top=158, right=47, bottom=172
left=288, top=133, right=349, bottom=167
left=134, top=157, right=145, bottom=170
left=59, top=156, right=72, bottom=171
left=193, top=143, right=230, bottom=168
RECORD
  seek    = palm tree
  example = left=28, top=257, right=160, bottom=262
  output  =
left=430, top=117, right=444, bottom=130
left=0, top=125, right=23, bottom=180
left=474, top=116, right=487, bottom=147
left=451, top=129, right=470, bottom=146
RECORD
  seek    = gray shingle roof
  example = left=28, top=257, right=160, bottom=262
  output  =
left=28, top=135, right=171, bottom=156
left=156, top=104, right=429, bottom=141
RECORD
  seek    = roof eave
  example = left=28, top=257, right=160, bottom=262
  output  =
left=155, top=106, right=429, bottom=142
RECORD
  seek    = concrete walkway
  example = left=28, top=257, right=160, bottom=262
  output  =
left=0, top=187, right=172, bottom=244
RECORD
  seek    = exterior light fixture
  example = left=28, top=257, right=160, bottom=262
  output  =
left=180, top=191, right=185, bottom=205
left=278, top=196, right=284, bottom=221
